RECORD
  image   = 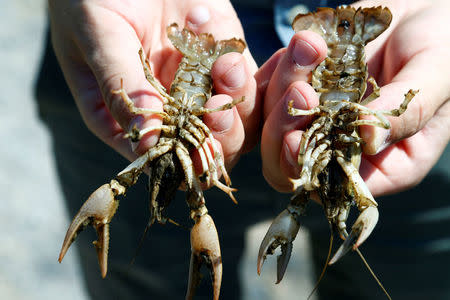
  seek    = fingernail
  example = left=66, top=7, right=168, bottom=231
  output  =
left=210, top=108, right=234, bottom=133
left=131, top=141, right=139, bottom=152
left=221, top=62, right=246, bottom=89
left=285, top=87, right=307, bottom=109
left=283, top=143, right=300, bottom=175
left=284, top=88, right=307, bottom=121
left=292, top=39, right=318, bottom=66
left=373, top=128, right=390, bottom=154
left=187, top=5, right=210, bottom=26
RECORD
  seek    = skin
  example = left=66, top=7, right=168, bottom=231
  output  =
left=49, top=0, right=450, bottom=199
left=258, top=0, right=450, bottom=197
left=48, top=0, right=259, bottom=172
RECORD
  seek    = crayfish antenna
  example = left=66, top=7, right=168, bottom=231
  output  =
left=355, top=249, right=392, bottom=300
left=307, top=233, right=334, bottom=300
left=128, top=218, right=156, bottom=268
left=328, top=227, right=392, bottom=300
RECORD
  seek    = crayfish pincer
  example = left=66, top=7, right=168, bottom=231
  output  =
left=187, top=212, right=222, bottom=300
left=58, top=180, right=123, bottom=278
left=58, top=23, right=246, bottom=299
left=257, top=6, right=417, bottom=298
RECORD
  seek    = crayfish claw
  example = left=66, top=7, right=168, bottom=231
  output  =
left=329, top=206, right=379, bottom=265
left=329, top=229, right=353, bottom=265
left=256, top=235, right=275, bottom=276
left=257, top=208, right=300, bottom=283
left=91, top=221, right=112, bottom=278
left=186, top=213, right=222, bottom=300
left=352, top=206, right=379, bottom=248
left=276, top=241, right=294, bottom=284
left=58, top=181, right=123, bottom=278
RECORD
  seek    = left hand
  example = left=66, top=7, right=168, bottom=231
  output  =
left=48, top=0, right=260, bottom=171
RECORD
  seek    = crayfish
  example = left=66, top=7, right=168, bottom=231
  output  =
left=58, top=24, right=245, bottom=300
left=257, top=6, right=417, bottom=299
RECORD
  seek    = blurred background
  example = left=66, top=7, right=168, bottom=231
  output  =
left=0, top=1, right=87, bottom=299
left=0, top=1, right=315, bottom=299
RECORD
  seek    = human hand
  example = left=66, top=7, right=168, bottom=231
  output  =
left=258, top=0, right=450, bottom=197
left=48, top=0, right=259, bottom=170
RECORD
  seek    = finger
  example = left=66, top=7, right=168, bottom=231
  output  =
left=190, top=138, right=225, bottom=184
left=185, top=3, right=260, bottom=153
left=184, top=2, right=257, bottom=73
left=202, top=94, right=245, bottom=169
left=361, top=48, right=450, bottom=155
left=49, top=27, right=139, bottom=161
left=360, top=2, right=450, bottom=154
left=280, top=130, right=304, bottom=179
left=184, top=2, right=256, bottom=60
left=361, top=97, right=450, bottom=197
left=211, top=53, right=258, bottom=152
left=68, top=7, right=166, bottom=157
left=255, top=48, right=287, bottom=97
left=263, top=31, right=327, bottom=120
left=261, top=81, right=319, bottom=192
left=185, top=2, right=242, bottom=40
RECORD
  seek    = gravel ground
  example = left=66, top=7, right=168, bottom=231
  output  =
left=0, top=1, right=314, bottom=299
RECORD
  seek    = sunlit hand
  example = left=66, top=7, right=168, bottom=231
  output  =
left=48, top=0, right=260, bottom=170
left=257, top=0, right=450, bottom=196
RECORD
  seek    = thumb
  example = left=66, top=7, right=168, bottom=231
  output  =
left=51, top=4, right=164, bottom=159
